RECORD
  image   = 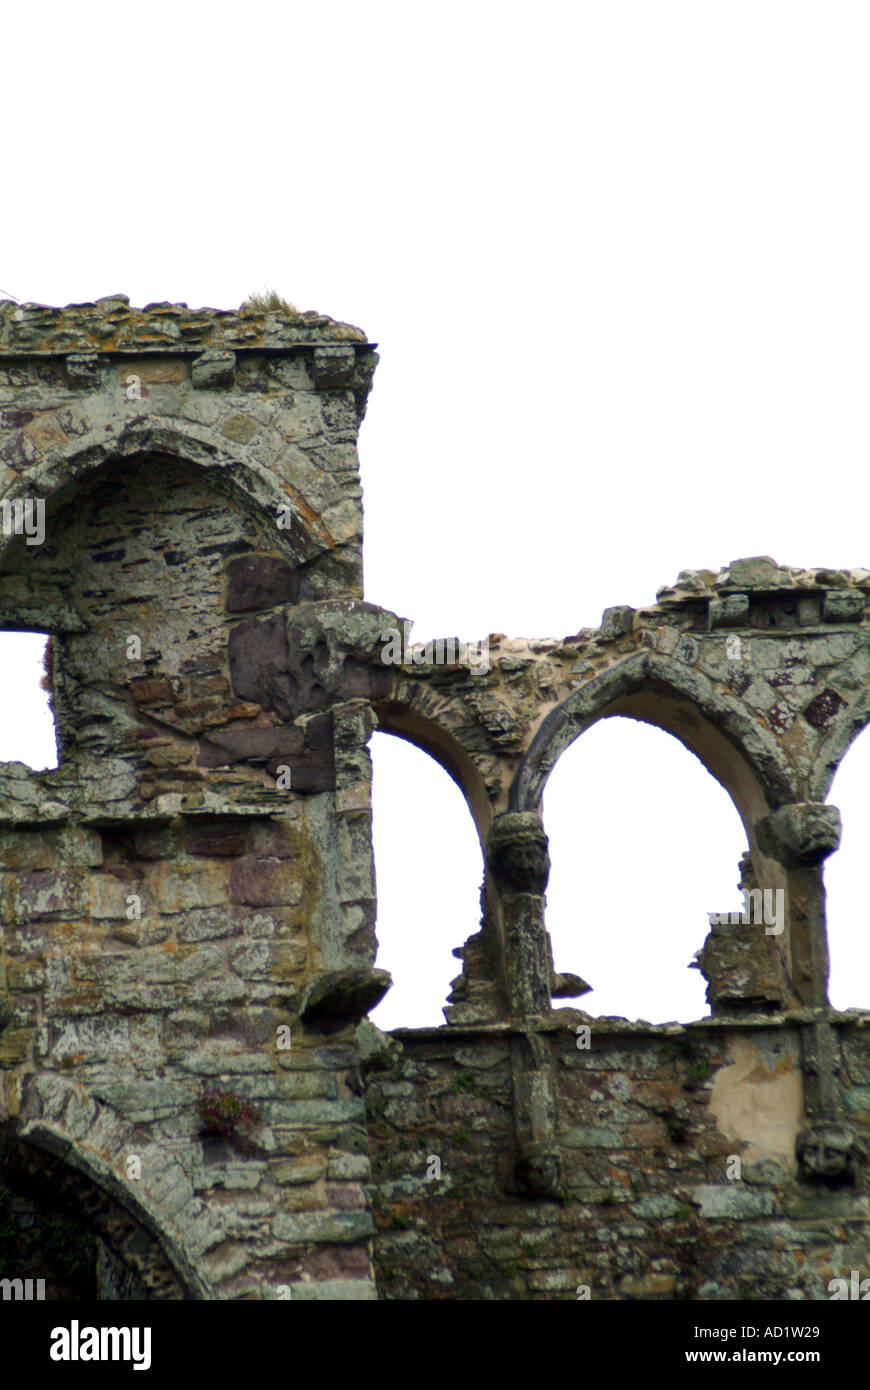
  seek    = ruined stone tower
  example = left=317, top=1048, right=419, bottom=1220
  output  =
left=2, top=297, right=870, bottom=1300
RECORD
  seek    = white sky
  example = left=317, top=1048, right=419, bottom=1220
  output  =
left=2, top=1, right=870, bottom=1027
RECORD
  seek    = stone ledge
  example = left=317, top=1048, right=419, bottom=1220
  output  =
left=0, top=298, right=370, bottom=354
left=389, top=1009, right=870, bottom=1043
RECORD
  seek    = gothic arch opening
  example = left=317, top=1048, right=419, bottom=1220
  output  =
left=368, top=730, right=484, bottom=1029
left=542, top=715, right=747, bottom=1023
left=510, top=651, right=795, bottom=825
left=0, top=632, right=57, bottom=769
left=0, top=1128, right=196, bottom=1300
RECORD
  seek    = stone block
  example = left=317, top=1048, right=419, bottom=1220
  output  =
left=271, top=1210, right=373, bottom=1244
left=691, top=1185, right=776, bottom=1219
left=226, top=555, right=299, bottom=612
left=65, top=353, right=100, bottom=388
left=822, top=590, right=865, bottom=623
left=709, top=594, right=749, bottom=629
left=229, top=861, right=304, bottom=907
left=191, top=350, right=236, bottom=388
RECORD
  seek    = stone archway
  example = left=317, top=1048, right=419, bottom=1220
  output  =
left=509, top=651, right=797, bottom=828
left=0, top=417, right=326, bottom=574
left=369, top=708, right=500, bottom=1023
left=0, top=1124, right=206, bottom=1299
left=505, top=651, right=810, bottom=1013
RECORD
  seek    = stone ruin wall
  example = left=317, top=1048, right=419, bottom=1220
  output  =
left=0, top=297, right=869, bottom=1299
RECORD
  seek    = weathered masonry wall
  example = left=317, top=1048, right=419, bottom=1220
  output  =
left=366, top=1021, right=870, bottom=1301
left=0, top=299, right=385, bottom=1299
left=1, top=298, right=870, bottom=1299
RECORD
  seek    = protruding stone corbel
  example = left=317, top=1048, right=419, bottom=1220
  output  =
left=795, top=1020, right=864, bottom=1184
left=796, top=1119, right=866, bottom=1186
left=551, top=971, right=591, bottom=1000
left=513, top=1140, right=563, bottom=1200
left=756, top=803, right=841, bottom=867
left=300, top=967, right=392, bottom=1034
left=505, top=1031, right=563, bottom=1201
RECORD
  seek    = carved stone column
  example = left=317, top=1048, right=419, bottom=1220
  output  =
left=486, top=812, right=564, bottom=1197
left=485, top=812, right=553, bottom=1017
left=756, top=803, right=864, bottom=1183
left=756, top=801, right=841, bottom=1008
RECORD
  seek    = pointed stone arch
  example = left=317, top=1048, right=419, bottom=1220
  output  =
left=371, top=700, right=503, bottom=1022
left=373, top=697, right=492, bottom=845
left=509, top=651, right=797, bottom=832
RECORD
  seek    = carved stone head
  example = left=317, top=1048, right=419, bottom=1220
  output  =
left=486, top=813, right=551, bottom=895
left=514, top=1142, right=562, bottom=1200
left=758, top=803, right=842, bottom=867
left=796, top=1121, right=866, bottom=1185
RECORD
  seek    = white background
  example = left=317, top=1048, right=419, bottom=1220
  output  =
left=1, top=1, right=869, bottom=1027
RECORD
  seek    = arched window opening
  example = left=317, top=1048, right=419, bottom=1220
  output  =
left=821, top=728, right=870, bottom=1012
left=543, top=716, right=747, bottom=1024
left=0, top=632, right=58, bottom=770
left=369, top=731, right=483, bottom=1030
left=0, top=1137, right=189, bottom=1299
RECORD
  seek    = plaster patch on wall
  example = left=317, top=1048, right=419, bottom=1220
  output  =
left=708, top=1034, right=805, bottom=1176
